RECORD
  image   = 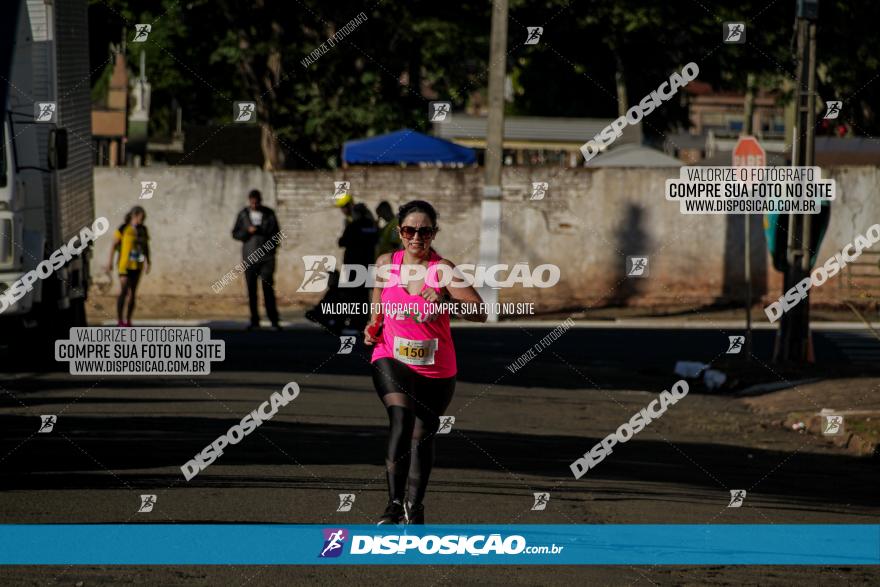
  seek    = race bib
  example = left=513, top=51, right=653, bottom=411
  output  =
left=393, top=336, right=437, bottom=366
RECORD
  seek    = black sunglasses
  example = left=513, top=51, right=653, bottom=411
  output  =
left=399, top=225, right=437, bottom=239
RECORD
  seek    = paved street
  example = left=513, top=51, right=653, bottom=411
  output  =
left=1, top=323, right=878, bottom=584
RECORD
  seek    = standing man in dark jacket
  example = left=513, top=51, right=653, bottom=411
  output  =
left=232, top=189, right=282, bottom=330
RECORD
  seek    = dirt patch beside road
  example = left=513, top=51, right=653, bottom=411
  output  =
left=741, top=378, right=880, bottom=457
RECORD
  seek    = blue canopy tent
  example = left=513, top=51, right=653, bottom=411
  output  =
left=342, top=128, right=476, bottom=165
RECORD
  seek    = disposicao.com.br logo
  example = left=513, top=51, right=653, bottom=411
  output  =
left=297, top=255, right=560, bottom=292
left=317, top=528, right=564, bottom=558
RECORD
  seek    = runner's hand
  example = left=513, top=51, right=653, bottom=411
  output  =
left=364, top=319, right=380, bottom=345
left=420, top=288, right=442, bottom=303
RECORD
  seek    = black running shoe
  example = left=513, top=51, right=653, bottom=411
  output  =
left=404, top=501, right=424, bottom=525
left=377, top=500, right=405, bottom=525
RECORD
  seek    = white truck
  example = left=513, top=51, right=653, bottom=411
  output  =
left=1, top=0, right=95, bottom=335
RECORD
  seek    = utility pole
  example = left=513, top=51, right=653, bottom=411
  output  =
left=776, top=0, right=819, bottom=362
left=742, top=73, right=756, bottom=360
left=479, top=0, right=508, bottom=322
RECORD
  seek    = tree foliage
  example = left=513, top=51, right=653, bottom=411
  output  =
left=88, top=0, right=880, bottom=168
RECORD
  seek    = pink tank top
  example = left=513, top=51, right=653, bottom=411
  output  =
left=370, top=249, right=457, bottom=378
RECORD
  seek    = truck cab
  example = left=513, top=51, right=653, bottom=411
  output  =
left=0, top=0, right=95, bottom=330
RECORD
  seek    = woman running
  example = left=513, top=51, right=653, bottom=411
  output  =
left=106, top=206, right=150, bottom=326
left=364, top=200, right=486, bottom=525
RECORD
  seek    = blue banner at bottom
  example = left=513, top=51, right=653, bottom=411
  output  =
left=1, top=525, right=877, bottom=565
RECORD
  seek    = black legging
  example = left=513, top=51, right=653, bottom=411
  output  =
left=117, top=270, right=141, bottom=322
left=371, top=358, right=456, bottom=506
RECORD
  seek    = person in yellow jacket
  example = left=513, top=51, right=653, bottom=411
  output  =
left=105, top=206, right=150, bottom=326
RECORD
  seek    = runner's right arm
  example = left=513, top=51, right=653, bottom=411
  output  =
left=106, top=231, right=121, bottom=273
left=364, top=252, right=391, bottom=345
left=231, top=210, right=249, bottom=241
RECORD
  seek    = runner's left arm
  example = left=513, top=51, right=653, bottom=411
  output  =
left=143, top=227, right=151, bottom=273
left=266, top=211, right=281, bottom=246
left=436, top=258, right=487, bottom=322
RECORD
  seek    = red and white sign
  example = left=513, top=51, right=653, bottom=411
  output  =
left=733, top=136, right=766, bottom=167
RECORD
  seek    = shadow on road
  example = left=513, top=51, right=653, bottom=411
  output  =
left=0, top=412, right=875, bottom=510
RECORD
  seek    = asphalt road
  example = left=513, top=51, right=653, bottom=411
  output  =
left=1, top=323, right=878, bottom=585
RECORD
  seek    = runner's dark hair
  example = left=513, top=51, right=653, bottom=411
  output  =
left=122, top=205, right=147, bottom=228
left=397, top=200, right=437, bottom=226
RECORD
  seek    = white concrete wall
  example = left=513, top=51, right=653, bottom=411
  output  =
left=93, top=165, right=880, bottom=310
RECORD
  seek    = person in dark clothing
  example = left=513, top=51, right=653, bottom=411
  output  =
left=336, top=198, right=378, bottom=331
left=231, top=189, right=282, bottom=330
left=338, top=201, right=379, bottom=267
left=305, top=194, right=378, bottom=333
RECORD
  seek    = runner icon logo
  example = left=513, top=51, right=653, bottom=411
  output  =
left=38, top=415, right=56, bottom=433
left=726, top=336, right=745, bottom=354
left=234, top=102, right=256, bottom=123
left=727, top=490, right=746, bottom=508
left=319, top=528, right=348, bottom=558
left=626, top=256, right=649, bottom=277
left=531, top=492, right=550, bottom=511
left=337, top=494, right=355, bottom=512
left=140, top=181, right=157, bottom=200
left=824, top=101, right=842, bottom=119
left=525, top=27, right=543, bottom=45
left=429, top=102, right=451, bottom=122
left=132, top=24, right=151, bottom=42
left=138, top=494, right=157, bottom=513
left=297, top=255, right=336, bottom=292
left=337, top=336, right=356, bottom=354
left=723, top=22, right=745, bottom=43
left=822, top=415, right=844, bottom=435
left=34, top=102, right=56, bottom=123
left=531, top=182, right=549, bottom=200
left=437, top=416, right=455, bottom=434
left=333, top=181, right=350, bottom=200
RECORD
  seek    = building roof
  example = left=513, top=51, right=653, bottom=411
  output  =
left=698, top=138, right=880, bottom=166
left=432, top=114, right=640, bottom=146
left=584, top=143, right=683, bottom=167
